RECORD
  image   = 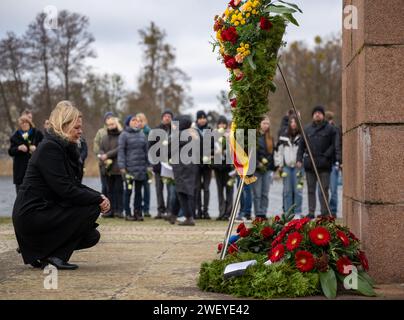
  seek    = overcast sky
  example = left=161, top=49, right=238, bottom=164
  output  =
left=0, top=0, right=342, bottom=114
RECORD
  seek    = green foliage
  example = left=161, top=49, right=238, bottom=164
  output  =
left=319, top=269, right=337, bottom=299
left=198, top=252, right=320, bottom=299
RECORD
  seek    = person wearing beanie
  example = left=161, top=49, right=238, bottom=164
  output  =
left=194, top=110, right=213, bottom=220
left=94, top=111, right=114, bottom=196
left=149, top=109, right=174, bottom=219
left=296, top=106, right=341, bottom=219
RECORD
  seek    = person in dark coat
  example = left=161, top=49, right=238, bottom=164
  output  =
left=118, top=115, right=149, bottom=221
left=297, top=106, right=341, bottom=218
left=8, top=116, right=44, bottom=194
left=167, top=115, right=199, bottom=226
left=12, top=101, right=110, bottom=270
left=212, top=116, right=233, bottom=221
left=149, top=110, right=173, bottom=219
left=99, top=117, right=123, bottom=218
left=194, top=110, right=214, bottom=220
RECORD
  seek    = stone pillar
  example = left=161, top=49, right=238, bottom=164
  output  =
left=342, top=0, right=404, bottom=283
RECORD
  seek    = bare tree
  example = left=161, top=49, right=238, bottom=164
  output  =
left=24, top=13, right=56, bottom=117
left=53, top=10, right=96, bottom=100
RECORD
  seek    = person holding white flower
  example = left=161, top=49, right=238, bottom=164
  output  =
left=8, top=115, right=43, bottom=194
left=252, top=116, right=276, bottom=219
left=118, top=115, right=149, bottom=221
left=212, top=116, right=233, bottom=221
left=99, top=117, right=123, bottom=218
left=274, top=115, right=303, bottom=217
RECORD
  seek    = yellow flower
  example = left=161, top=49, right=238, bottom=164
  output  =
left=234, top=21, right=240, bottom=26
left=252, top=9, right=257, bottom=14
left=245, top=44, right=250, bottom=49
left=246, top=12, right=251, bottom=18
left=241, top=20, right=246, bottom=25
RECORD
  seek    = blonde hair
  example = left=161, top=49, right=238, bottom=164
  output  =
left=106, top=116, right=123, bottom=132
left=136, top=113, right=148, bottom=124
left=48, top=101, right=82, bottom=140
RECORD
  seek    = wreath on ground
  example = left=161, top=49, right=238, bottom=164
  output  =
left=198, top=212, right=376, bottom=299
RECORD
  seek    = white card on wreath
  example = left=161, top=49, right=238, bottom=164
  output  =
left=223, top=260, right=257, bottom=279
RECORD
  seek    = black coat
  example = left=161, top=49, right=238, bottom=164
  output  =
left=297, top=121, right=341, bottom=172
left=12, top=131, right=103, bottom=265
left=169, top=115, right=199, bottom=196
left=256, top=134, right=276, bottom=173
left=149, top=123, right=171, bottom=174
left=8, top=128, right=44, bottom=185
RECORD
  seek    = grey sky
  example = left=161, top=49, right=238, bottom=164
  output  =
left=0, top=0, right=342, bottom=113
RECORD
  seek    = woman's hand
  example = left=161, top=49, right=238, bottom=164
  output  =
left=18, top=145, right=28, bottom=153
left=29, top=145, right=37, bottom=153
left=99, top=195, right=111, bottom=214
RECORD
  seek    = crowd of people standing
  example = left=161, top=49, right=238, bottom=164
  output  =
left=9, top=104, right=342, bottom=228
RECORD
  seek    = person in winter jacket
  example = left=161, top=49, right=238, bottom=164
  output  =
left=194, top=110, right=214, bottom=220
left=136, top=113, right=152, bottom=218
left=149, top=110, right=173, bottom=219
left=212, top=116, right=233, bottom=221
left=297, top=106, right=341, bottom=218
left=8, top=115, right=44, bottom=193
left=252, top=116, right=276, bottom=219
left=99, top=117, right=123, bottom=218
left=275, top=115, right=303, bottom=217
left=94, top=112, right=114, bottom=196
left=167, top=115, right=199, bottom=226
left=118, top=115, right=149, bottom=221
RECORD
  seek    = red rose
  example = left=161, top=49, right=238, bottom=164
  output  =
left=295, top=251, right=315, bottom=272
left=239, top=227, right=251, bottom=238
left=217, top=243, right=223, bottom=252
left=221, top=27, right=238, bottom=44
left=286, top=232, right=303, bottom=251
left=259, top=17, right=273, bottom=31
left=336, top=230, right=350, bottom=247
left=358, top=251, right=369, bottom=271
left=336, top=256, right=353, bottom=275
left=269, top=244, right=285, bottom=262
left=230, top=98, right=237, bottom=108
left=228, top=243, right=238, bottom=254
left=224, top=55, right=239, bottom=69
left=261, top=226, right=275, bottom=239
left=309, top=226, right=331, bottom=246
left=236, top=222, right=246, bottom=233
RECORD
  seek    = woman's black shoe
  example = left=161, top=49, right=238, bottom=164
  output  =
left=30, top=260, right=44, bottom=268
left=43, top=257, right=78, bottom=270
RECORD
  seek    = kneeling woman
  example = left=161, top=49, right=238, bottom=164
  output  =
left=12, top=101, right=110, bottom=270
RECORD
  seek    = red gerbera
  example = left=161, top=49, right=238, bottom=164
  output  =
left=295, top=217, right=311, bottom=231
left=259, top=17, right=273, bottom=31
left=309, top=226, right=331, bottom=246
left=239, top=227, right=251, bottom=238
left=295, top=251, right=315, bottom=272
left=269, top=244, right=285, bottom=262
left=358, top=251, right=369, bottom=271
left=228, top=243, right=238, bottom=254
left=236, top=222, right=246, bottom=233
left=274, top=215, right=280, bottom=222
left=336, top=256, right=353, bottom=275
left=286, top=232, right=303, bottom=251
left=229, top=0, right=241, bottom=9
left=336, top=230, right=350, bottom=247
left=261, top=226, right=275, bottom=239
left=349, top=231, right=360, bottom=242
left=217, top=243, right=223, bottom=253
left=221, top=26, right=238, bottom=44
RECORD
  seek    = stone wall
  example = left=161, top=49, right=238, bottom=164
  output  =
left=342, top=0, right=404, bottom=283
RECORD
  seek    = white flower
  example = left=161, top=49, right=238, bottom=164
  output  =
left=218, top=128, right=225, bottom=134
left=202, top=156, right=211, bottom=164
left=22, top=132, right=29, bottom=140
